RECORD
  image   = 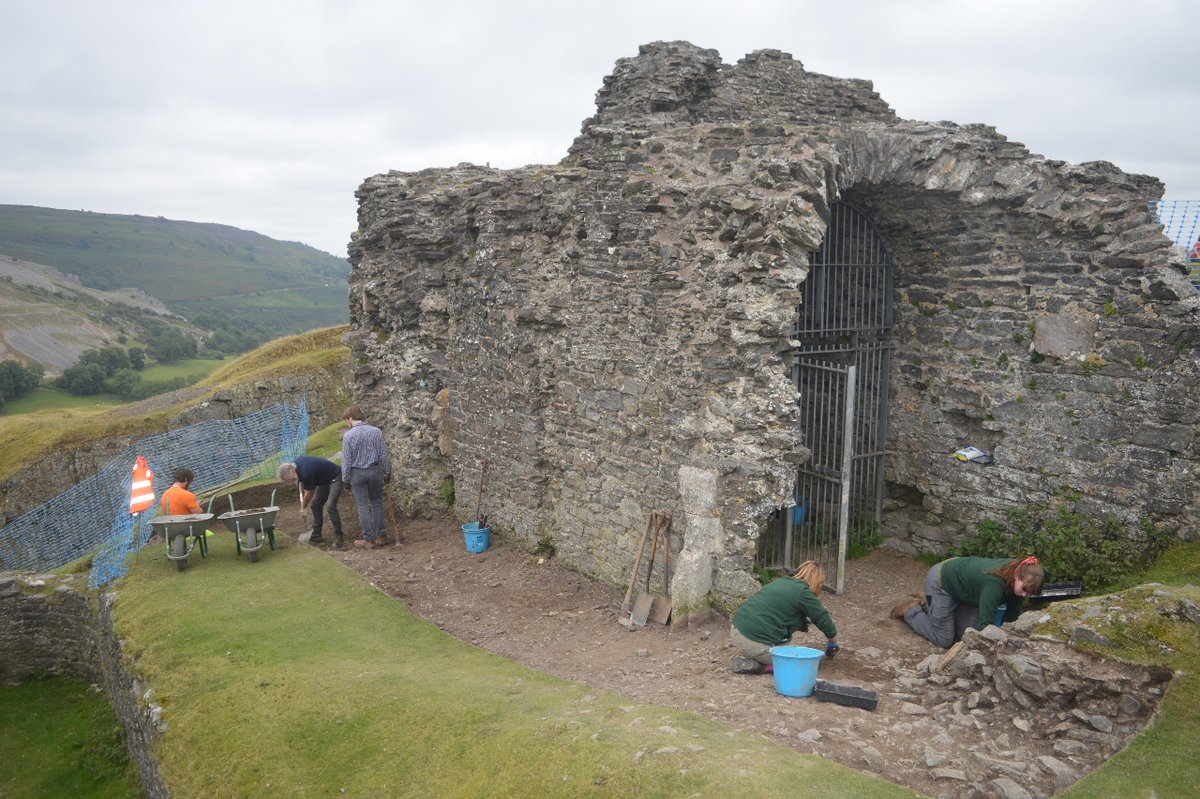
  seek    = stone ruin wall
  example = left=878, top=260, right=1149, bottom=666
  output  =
left=0, top=576, right=168, bottom=798
left=347, top=42, right=1200, bottom=615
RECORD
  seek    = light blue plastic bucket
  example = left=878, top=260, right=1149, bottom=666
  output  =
left=769, top=646, right=824, bottom=697
left=462, top=522, right=491, bottom=553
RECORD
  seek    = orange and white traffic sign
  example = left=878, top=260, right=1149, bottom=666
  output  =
left=130, top=456, right=155, bottom=515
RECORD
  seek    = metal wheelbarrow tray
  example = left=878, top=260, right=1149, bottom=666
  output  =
left=216, top=506, right=279, bottom=563
left=148, top=513, right=215, bottom=572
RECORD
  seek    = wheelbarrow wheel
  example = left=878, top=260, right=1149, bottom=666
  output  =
left=172, top=533, right=188, bottom=572
left=246, top=527, right=261, bottom=563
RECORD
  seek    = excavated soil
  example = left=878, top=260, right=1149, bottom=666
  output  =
left=234, top=484, right=1167, bottom=799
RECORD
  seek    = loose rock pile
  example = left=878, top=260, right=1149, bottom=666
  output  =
left=893, top=622, right=1170, bottom=798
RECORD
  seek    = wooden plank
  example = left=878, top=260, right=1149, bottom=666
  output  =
left=934, top=640, right=965, bottom=673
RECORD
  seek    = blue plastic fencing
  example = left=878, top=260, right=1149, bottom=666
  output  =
left=0, top=398, right=308, bottom=589
left=1150, top=200, right=1200, bottom=283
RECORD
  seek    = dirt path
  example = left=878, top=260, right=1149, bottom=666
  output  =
left=238, top=483, right=1162, bottom=799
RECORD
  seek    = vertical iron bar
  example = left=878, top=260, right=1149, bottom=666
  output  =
left=836, top=365, right=857, bottom=594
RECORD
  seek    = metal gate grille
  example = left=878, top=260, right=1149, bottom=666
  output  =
left=757, top=202, right=894, bottom=592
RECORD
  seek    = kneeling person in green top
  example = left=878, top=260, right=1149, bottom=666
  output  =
left=730, top=560, right=840, bottom=675
left=892, top=556, right=1045, bottom=648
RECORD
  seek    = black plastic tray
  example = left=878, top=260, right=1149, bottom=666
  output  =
left=813, top=680, right=879, bottom=711
left=1030, top=581, right=1083, bottom=601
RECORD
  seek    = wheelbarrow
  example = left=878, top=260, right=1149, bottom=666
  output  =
left=149, top=513, right=215, bottom=572
left=217, top=491, right=279, bottom=563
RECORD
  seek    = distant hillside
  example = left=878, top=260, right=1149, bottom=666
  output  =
left=0, top=205, right=350, bottom=346
left=0, top=252, right=187, bottom=374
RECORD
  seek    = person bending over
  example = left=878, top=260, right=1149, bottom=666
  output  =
left=892, top=556, right=1045, bottom=648
left=277, top=456, right=344, bottom=548
left=729, top=560, right=840, bottom=675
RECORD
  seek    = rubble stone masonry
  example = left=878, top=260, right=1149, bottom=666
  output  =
left=347, top=42, right=1199, bottom=616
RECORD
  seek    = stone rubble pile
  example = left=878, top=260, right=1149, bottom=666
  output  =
left=892, top=622, right=1171, bottom=799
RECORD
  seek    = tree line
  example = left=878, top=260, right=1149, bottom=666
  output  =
left=55, top=324, right=203, bottom=400
left=0, top=359, right=45, bottom=409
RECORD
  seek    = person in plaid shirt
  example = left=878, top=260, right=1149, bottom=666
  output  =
left=341, top=405, right=392, bottom=547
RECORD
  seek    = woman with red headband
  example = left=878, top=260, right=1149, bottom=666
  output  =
left=891, top=556, right=1045, bottom=648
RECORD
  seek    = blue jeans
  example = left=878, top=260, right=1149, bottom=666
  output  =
left=347, top=465, right=386, bottom=541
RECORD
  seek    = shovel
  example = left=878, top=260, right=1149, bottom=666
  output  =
left=630, top=513, right=670, bottom=627
left=629, top=528, right=658, bottom=627
left=297, top=493, right=312, bottom=543
left=647, top=514, right=673, bottom=624
left=621, top=514, right=654, bottom=615
left=475, top=458, right=490, bottom=525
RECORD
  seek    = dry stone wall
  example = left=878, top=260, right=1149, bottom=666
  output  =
left=0, top=576, right=168, bottom=798
left=348, top=41, right=1199, bottom=615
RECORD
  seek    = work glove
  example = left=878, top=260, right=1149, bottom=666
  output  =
left=824, top=640, right=841, bottom=659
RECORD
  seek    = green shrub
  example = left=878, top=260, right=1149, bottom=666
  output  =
left=914, top=551, right=945, bottom=567
left=959, top=501, right=1174, bottom=589
left=848, top=521, right=883, bottom=560
left=439, top=476, right=455, bottom=508
left=755, top=566, right=787, bottom=586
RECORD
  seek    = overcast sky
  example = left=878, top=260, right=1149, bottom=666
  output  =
left=2, top=0, right=1196, bottom=258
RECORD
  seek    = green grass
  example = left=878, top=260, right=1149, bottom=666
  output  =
left=0, top=359, right=225, bottom=417
left=2, top=386, right=123, bottom=414
left=111, top=534, right=919, bottom=799
left=138, top=357, right=227, bottom=383
left=306, top=419, right=348, bottom=458
left=1052, top=542, right=1200, bottom=799
left=0, top=677, right=141, bottom=799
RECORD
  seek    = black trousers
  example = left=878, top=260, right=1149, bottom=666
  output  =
left=309, top=480, right=343, bottom=537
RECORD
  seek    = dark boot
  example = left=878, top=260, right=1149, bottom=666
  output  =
left=731, top=656, right=766, bottom=675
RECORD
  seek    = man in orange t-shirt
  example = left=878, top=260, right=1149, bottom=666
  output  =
left=160, top=467, right=203, bottom=516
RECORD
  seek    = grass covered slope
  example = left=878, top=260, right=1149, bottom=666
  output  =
left=0, top=205, right=350, bottom=345
left=115, top=534, right=918, bottom=799
left=1045, top=542, right=1200, bottom=799
left=0, top=325, right=349, bottom=484
left=0, top=205, right=348, bottom=303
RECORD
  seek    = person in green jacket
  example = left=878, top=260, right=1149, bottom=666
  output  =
left=730, top=560, right=840, bottom=675
left=892, top=556, right=1045, bottom=648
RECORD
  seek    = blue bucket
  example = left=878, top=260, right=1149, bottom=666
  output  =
left=769, top=646, right=824, bottom=697
left=462, top=522, right=491, bottom=553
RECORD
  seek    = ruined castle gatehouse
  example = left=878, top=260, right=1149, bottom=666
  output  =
left=347, top=42, right=1199, bottom=617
